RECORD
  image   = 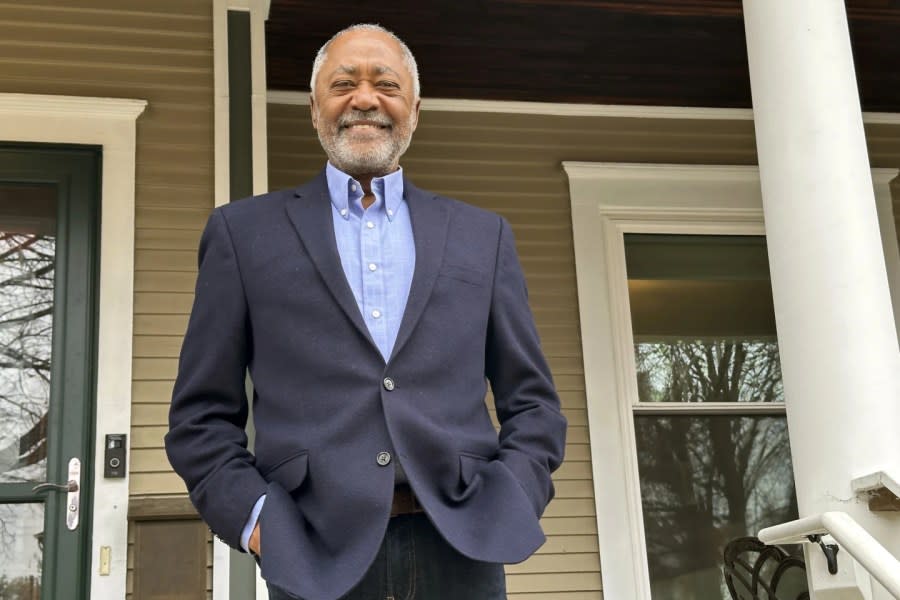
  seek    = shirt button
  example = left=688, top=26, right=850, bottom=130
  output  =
left=383, top=377, right=395, bottom=391
left=351, top=184, right=357, bottom=192
left=368, top=263, right=377, bottom=271
left=387, top=209, right=394, bottom=217
left=339, top=208, right=348, bottom=216
left=372, top=309, right=382, bottom=319
left=376, top=452, right=392, bottom=466
left=366, top=221, right=375, bottom=229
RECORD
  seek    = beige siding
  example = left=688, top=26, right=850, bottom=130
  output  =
left=267, top=102, right=900, bottom=598
left=894, top=177, right=900, bottom=264
left=871, top=125, right=900, bottom=287
left=0, top=1, right=214, bottom=596
left=0, top=0, right=213, bottom=498
left=894, top=177, right=900, bottom=331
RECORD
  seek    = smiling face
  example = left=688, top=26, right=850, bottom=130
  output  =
left=310, top=29, right=421, bottom=179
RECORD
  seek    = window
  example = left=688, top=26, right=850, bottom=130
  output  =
left=565, top=161, right=898, bottom=599
left=625, top=234, right=797, bottom=599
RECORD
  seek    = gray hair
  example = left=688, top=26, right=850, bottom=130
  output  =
left=309, top=23, right=420, bottom=100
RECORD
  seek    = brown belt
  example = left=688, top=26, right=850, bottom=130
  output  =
left=390, top=484, right=425, bottom=517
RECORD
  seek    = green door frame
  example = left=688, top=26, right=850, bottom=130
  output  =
left=0, top=143, right=101, bottom=600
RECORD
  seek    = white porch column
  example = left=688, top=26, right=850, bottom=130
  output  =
left=742, top=0, right=900, bottom=597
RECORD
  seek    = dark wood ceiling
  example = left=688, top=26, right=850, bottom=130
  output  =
left=266, top=0, right=900, bottom=111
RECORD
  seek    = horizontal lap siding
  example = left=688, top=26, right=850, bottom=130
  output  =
left=894, top=177, right=900, bottom=261
left=867, top=123, right=900, bottom=272
left=267, top=102, right=900, bottom=599
left=0, top=1, right=214, bottom=596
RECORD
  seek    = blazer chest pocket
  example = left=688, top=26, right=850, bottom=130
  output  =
left=438, top=263, right=488, bottom=287
left=262, top=450, right=308, bottom=492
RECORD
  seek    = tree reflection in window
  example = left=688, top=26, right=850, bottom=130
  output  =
left=634, top=340, right=798, bottom=599
left=0, top=503, right=44, bottom=598
left=0, top=231, right=55, bottom=484
left=636, top=340, right=783, bottom=405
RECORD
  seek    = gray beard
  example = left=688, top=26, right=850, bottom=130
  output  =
left=317, top=110, right=413, bottom=177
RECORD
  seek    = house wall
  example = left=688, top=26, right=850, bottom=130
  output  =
left=0, top=1, right=896, bottom=593
left=894, top=177, right=900, bottom=252
left=0, top=1, right=215, bottom=597
left=267, top=102, right=900, bottom=599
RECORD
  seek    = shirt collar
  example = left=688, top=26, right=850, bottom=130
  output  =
left=325, top=162, right=405, bottom=222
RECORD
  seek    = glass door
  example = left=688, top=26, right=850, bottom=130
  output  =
left=0, top=145, right=99, bottom=600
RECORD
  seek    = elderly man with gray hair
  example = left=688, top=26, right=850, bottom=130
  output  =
left=166, top=23, right=566, bottom=600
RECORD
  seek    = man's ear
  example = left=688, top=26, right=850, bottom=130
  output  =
left=310, top=96, right=318, bottom=129
left=410, top=98, right=421, bottom=132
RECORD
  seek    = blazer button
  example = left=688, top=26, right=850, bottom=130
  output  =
left=376, top=451, right=392, bottom=466
left=383, top=377, right=395, bottom=391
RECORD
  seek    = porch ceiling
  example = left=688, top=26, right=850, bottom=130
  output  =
left=266, top=0, right=900, bottom=111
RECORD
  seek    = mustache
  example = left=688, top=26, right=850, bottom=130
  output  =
left=337, top=110, right=393, bottom=129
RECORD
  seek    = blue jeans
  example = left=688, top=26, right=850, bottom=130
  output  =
left=266, top=513, right=507, bottom=600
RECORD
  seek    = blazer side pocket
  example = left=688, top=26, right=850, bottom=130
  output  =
left=454, top=452, right=491, bottom=503
left=262, top=450, right=309, bottom=492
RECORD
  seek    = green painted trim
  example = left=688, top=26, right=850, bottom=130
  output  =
left=228, top=10, right=253, bottom=201
left=226, top=10, right=259, bottom=597
left=0, top=142, right=101, bottom=600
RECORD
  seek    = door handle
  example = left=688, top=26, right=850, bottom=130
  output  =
left=32, top=480, right=78, bottom=493
left=31, top=457, right=81, bottom=530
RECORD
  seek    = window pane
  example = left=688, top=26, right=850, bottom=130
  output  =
left=625, top=234, right=781, bottom=404
left=625, top=234, right=776, bottom=339
left=0, top=183, right=56, bottom=483
left=635, top=415, right=798, bottom=600
left=0, top=503, right=44, bottom=599
left=636, top=340, right=783, bottom=404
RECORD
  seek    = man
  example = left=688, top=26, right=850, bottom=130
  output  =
left=166, top=23, right=566, bottom=600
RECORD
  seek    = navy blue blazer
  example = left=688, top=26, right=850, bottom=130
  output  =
left=165, top=172, right=567, bottom=600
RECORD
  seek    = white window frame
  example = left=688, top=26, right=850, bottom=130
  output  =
left=0, top=92, right=146, bottom=600
left=564, top=162, right=899, bottom=599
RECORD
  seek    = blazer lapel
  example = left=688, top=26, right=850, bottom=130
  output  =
left=388, top=179, right=449, bottom=364
left=284, top=172, right=379, bottom=353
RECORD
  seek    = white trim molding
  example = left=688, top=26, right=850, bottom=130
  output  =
left=213, top=0, right=230, bottom=207
left=0, top=94, right=146, bottom=119
left=852, top=471, right=900, bottom=500
left=0, top=91, right=146, bottom=600
left=564, top=161, right=899, bottom=600
left=211, top=2, right=232, bottom=595
left=267, top=90, right=900, bottom=124
left=249, top=0, right=269, bottom=196
left=565, top=162, right=765, bottom=600
left=214, top=0, right=269, bottom=208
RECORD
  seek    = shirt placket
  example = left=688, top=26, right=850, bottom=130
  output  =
left=360, top=209, right=388, bottom=359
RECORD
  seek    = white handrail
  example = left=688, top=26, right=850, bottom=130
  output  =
left=758, top=511, right=900, bottom=598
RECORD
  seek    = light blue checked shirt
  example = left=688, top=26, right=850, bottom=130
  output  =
left=241, top=163, right=415, bottom=551
left=325, top=162, right=416, bottom=361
